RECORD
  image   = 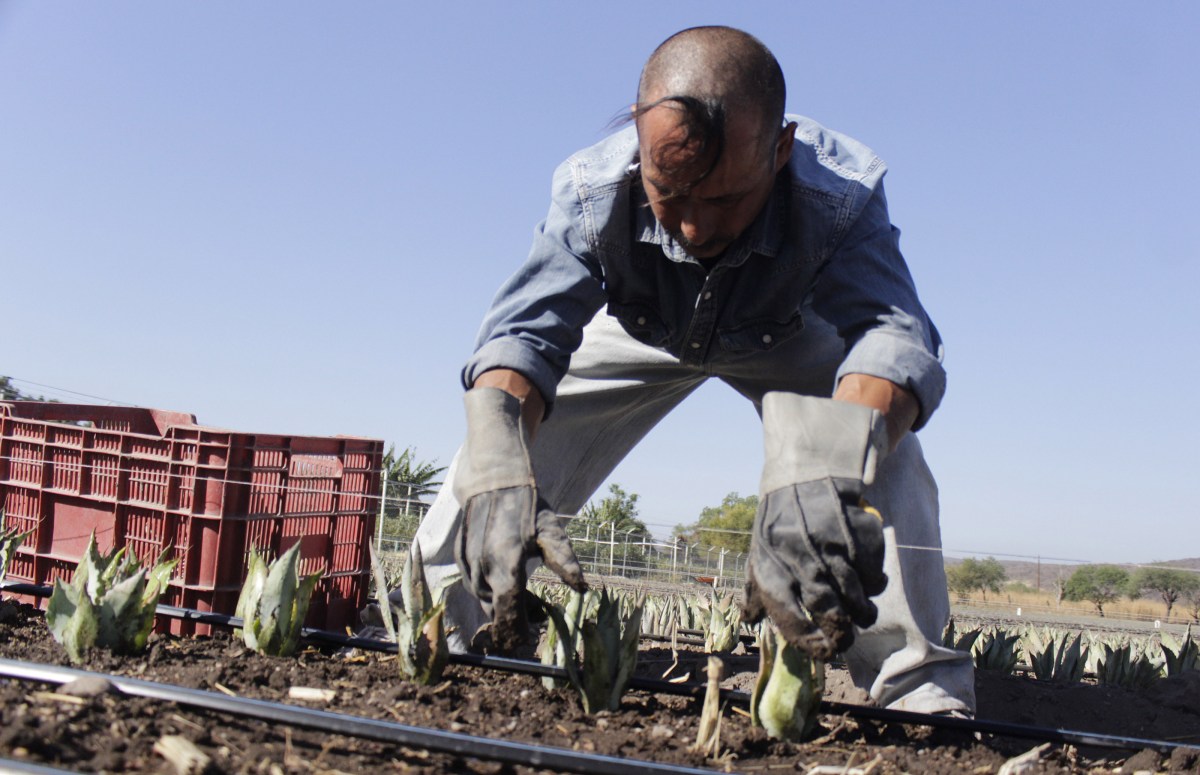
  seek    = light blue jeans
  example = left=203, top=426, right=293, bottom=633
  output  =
left=415, top=308, right=975, bottom=715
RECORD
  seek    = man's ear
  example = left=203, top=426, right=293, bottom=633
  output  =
left=774, top=122, right=797, bottom=172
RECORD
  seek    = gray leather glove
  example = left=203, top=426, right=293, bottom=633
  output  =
left=452, top=387, right=586, bottom=653
left=743, top=392, right=890, bottom=660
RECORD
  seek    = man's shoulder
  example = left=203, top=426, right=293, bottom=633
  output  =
left=555, top=125, right=641, bottom=198
left=786, top=114, right=888, bottom=192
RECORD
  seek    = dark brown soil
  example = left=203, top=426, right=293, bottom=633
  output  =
left=0, top=599, right=1197, bottom=774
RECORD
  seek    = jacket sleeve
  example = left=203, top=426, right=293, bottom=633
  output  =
left=461, top=159, right=609, bottom=411
left=810, top=181, right=947, bottom=430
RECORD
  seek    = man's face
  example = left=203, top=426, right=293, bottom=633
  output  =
left=637, top=103, right=793, bottom=260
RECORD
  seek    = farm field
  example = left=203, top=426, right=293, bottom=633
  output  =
left=1, top=594, right=1198, bottom=774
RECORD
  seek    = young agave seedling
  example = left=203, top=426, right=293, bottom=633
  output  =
left=703, top=588, right=741, bottom=653
left=369, top=543, right=450, bottom=686
left=542, top=587, right=643, bottom=713
left=45, top=535, right=176, bottom=663
left=235, top=542, right=323, bottom=658
left=1, top=515, right=32, bottom=583
left=750, top=623, right=825, bottom=742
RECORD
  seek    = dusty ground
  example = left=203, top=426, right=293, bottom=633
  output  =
left=0, top=599, right=1197, bottom=774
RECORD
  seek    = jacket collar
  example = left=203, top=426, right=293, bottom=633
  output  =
left=631, top=167, right=789, bottom=270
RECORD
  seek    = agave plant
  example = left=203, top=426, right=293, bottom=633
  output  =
left=45, top=535, right=176, bottom=663
left=1096, top=642, right=1161, bottom=690
left=1, top=515, right=32, bottom=583
left=369, top=543, right=450, bottom=685
left=1160, top=625, right=1198, bottom=677
left=1025, top=629, right=1087, bottom=683
left=703, top=589, right=741, bottom=653
left=751, top=623, right=825, bottom=742
left=542, top=587, right=643, bottom=713
left=942, top=616, right=983, bottom=654
left=974, top=628, right=1022, bottom=674
left=234, top=542, right=323, bottom=657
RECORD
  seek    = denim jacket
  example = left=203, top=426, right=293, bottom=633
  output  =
left=463, top=114, right=946, bottom=429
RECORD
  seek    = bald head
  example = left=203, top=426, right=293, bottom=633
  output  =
left=633, top=27, right=786, bottom=187
left=637, top=27, right=785, bottom=129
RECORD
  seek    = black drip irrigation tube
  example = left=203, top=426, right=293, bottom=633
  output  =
left=0, top=658, right=721, bottom=775
left=4, top=580, right=1198, bottom=757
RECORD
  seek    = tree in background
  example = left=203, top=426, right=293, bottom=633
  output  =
left=1063, top=564, right=1130, bottom=617
left=1128, top=565, right=1200, bottom=620
left=674, top=492, right=757, bottom=553
left=378, top=445, right=446, bottom=544
left=945, top=557, right=1007, bottom=601
left=0, top=376, right=52, bottom=402
left=567, top=484, right=650, bottom=574
left=1184, top=584, right=1200, bottom=623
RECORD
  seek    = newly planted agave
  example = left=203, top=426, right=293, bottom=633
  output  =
left=369, top=543, right=450, bottom=685
left=45, top=535, right=177, bottom=663
left=542, top=587, right=643, bottom=713
left=750, top=623, right=825, bottom=742
left=235, top=542, right=323, bottom=657
left=703, top=588, right=741, bottom=653
left=0, top=515, right=31, bottom=583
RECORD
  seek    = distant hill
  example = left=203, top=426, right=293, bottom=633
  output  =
left=946, top=556, right=1200, bottom=592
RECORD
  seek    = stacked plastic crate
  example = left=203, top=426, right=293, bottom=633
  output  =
left=0, top=401, right=383, bottom=635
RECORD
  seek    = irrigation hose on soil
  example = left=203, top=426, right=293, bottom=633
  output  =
left=3, top=580, right=1197, bottom=757
left=0, top=658, right=724, bottom=775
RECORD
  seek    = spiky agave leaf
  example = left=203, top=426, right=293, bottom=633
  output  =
left=609, top=593, right=643, bottom=711
left=0, top=518, right=32, bottom=583
left=1161, top=624, right=1198, bottom=676
left=235, top=548, right=269, bottom=650
left=46, top=579, right=98, bottom=663
left=539, top=588, right=585, bottom=690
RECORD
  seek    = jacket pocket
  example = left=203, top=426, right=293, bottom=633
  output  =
left=717, top=312, right=805, bottom=353
left=607, top=301, right=674, bottom=348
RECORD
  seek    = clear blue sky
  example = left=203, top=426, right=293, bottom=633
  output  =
left=3, top=3, right=1196, bottom=565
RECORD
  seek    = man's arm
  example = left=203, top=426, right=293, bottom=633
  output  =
left=833, top=373, right=918, bottom=453
left=472, top=369, right=546, bottom=438
left=811, top=183, right=946, bottom=432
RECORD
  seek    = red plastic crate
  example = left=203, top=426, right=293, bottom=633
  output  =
left=0, top=401, right=383, bottom=635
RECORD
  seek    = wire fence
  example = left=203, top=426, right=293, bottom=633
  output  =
left=4, top=375, right=1198, bottom=599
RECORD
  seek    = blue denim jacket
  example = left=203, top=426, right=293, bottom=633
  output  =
left=463, top=114, right=946, bottom=429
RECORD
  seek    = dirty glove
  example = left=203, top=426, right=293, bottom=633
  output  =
left=743, top=392, right=890, bottom=660
left=452, top=387, right=586, bottom=653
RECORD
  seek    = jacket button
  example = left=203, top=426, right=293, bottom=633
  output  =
left=636, top=316, right=647, bottom=326
left=703, top=291, right=712, bottom=300
left=690, top=342, right=701, bottom=349
left=761, top=334, right=773, bottom=344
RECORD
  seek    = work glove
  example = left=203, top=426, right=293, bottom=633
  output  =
left=743, top=392, right=890, bottom=660
left=452, top=387, right=586, bottom=653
